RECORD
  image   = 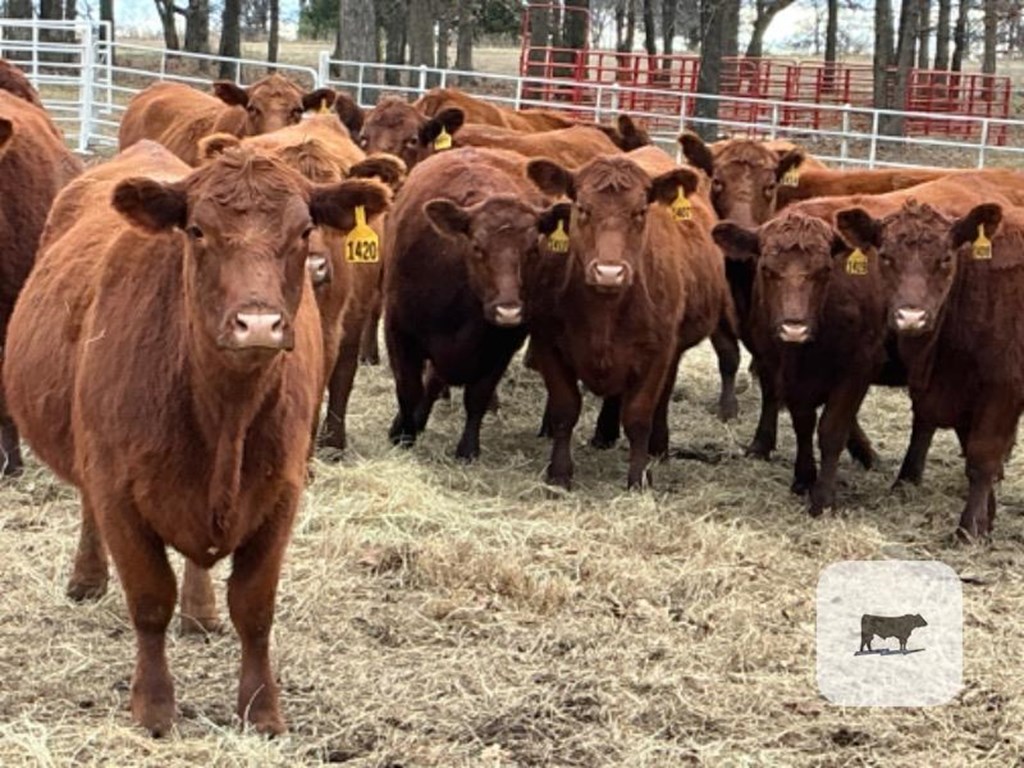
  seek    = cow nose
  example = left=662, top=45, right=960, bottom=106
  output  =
left=232, top=312, right=285, bottom=348
left=494, top=303, right=523, bottom=327
left=894, top=307, right=927, bottom=331
left=307, top=255, right=330, bottom=286
left=594, top=263, right=627, bottom=286
left=779, top=321, right=810, bottom=343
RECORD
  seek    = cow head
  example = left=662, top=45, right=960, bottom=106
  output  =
left=424, top=195, right=549, bottom=327
left=357, top=97, right=464, bottom=170
left=527, top=156, right=697, bottom=292
left=111, top=148, right=389, bottom=367
left=714, top=212, right=847, bottom=344
left=837, top=200, right=1002, bottom=336
left=680, top=132, right=803, bottom=228
left=212, top=74, right=336, bottom=136
left=912, top=614, right=928, bottom=628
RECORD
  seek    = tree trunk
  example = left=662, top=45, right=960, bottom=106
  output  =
left=682, top=0, right=700, bottom=48
left=100, top=0, right=116, bottom=64
left=873, top=0, right=894, bottom=109
left=935, top=0, right=951, bottom=69
left=885, top=0, right=919, bottom=133
left=746, top=0, right=798, bottom=59
left=643, top=0, right=657, bottom=56
left=564, top=0, right=589, bottom=49
left=824, top=0, right=838, bottom=89
left=154, top=0, right=181, bottom=50
left=219, top=0, right=242, bottom=80
left=917, top=0, right=930, bottom=69
left=722, top=0, right=739, bottom=57
left=5, top=0, right=33, bottom=60
left=455, top=0, right=474, bottom=73
left=379, top=0, right=406, bottom=85
left=662, top=0, right=676, bottom=58
left=951, top=0, right=968, bottom=71
left=183, top=0, right=211, bottom=55
left=437, top=3, right=451, bottom=70
left=268, top=0, right=279, bottom=65
left=982, top=0, right=997, bottom=73
left=694, top=0, right=736, bottom=141
left=408, top=0, right=438, bottom=86
left=334, top=0, right=378, bottom=84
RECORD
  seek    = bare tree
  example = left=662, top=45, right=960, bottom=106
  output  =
left=455, top=0, right=475, bottom=74
left=873, top=0, right=894, bottom=109
left=334, top=0, right=377, bottom=82
left=100, top=0, right=115, bottom=63
left=824, top=0, right=838, bottom=88
left=379, top=0, right=407, bottom=85
left=662, top=0, right=676, bottom=57
left=951, top=0, right=968, bottom=71
left=219, top=0, right=243, bottom=79
left=643, top=0, right=657, bottom=56
left=885, top=0, right=919, bottom=132
left=184, top=0, right=211, bottom=55
left=746, top=0, right=799, bottom=58
left=917, top=0, right=930, bottom=68
left=268, top=0, right=280, bottom=65
left=694, top=0, right=738, bottom=141
left=983, top=0, right=997, bottom=73
left=154, top=0, right=181, bottom=50
left=934, top=0, right=951, bottom=69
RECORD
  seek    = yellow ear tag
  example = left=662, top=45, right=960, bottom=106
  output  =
left=781, top=167, right=800, bottom=187
left=547, top=219, right=570, bottom=253
left=845, top=248, right=868, bottom=276
left=972, top=223, right=992, bottom=260
left=434, top=127, right=452, bottom=151
left=345, top=206, right=379, bottom=263
left=671, top=186, right=692, bottom=222
left=317, top=97, right=330, bottom=115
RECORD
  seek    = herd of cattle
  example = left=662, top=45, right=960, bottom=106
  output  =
left=2, top=56, right=1022, bottom=735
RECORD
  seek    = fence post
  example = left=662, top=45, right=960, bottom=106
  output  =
left=440, top=69, right=447, bottom=88
left=418, top=64, right=427, bottom=96
left=78, top=22, right=94, bottom=153
left=357, top=63, right=365, bottom=106
left=868, top=111, right=880, bottom=169
left=514, top=77, right=523, bottom=109
left=840, top=103, right=851, bottom=168
left=978, top=118, right=990, bottom=168
left=30, top=21, right=38, bottom=81
left=769, top=102, right=779, bottom=139
left=317, top=50, right=329, bottom=87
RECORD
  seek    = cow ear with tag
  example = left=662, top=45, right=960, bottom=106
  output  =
left=527, top=159, right=575, bottom=200
left=776, top=149, right=804, bottom=187
left=950, top=203, right=1002, bottom=259
left=835, top=208, right=882, bottom=253
left=538, top=202, right=573, bottom=253
left=419, top=108, right=465, bottom=150
left=310, top=178, right=391, bottom=233
left=650, top=168, right=699, bottom=207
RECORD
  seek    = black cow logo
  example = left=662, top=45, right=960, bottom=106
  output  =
left=856, top=614, right=928, bottom=656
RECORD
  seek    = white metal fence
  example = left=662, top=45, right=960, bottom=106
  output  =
left=3, top=19, right=1024, bottom=170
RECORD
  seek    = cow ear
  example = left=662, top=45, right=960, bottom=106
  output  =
left=950, top=203, right=1002, bottom=249
left=309, top=178, right=391, bottom=232
left=197, top=132, right=242, bottom=162
left=527, top=158, right=575, bottom=199
left=213, top=81, right=249, bottom=107
left=332, top=91, right=365, bottom=135
left=836, top=208, right=882, bottom=252
left=112, top=178, right=188, bottom=232
left=419, top=107, right=465, bottom=146
left=712, top=222, right=760, bottom=263
left=615, top=114, right=649, bottom=150
left=348, top=153, right=406, bottom=192
left=0, top=118, right=12, bottom=159
left=650, top=168, right=699, bottom=206
left=538, top=202, right=573, bottom=237
left=424, top=199, right=472, bottom=239
left=830, top=232, right=850, bottom=259
left=678, top=131, right=714, bottom=178
left=302, top=87, right=336, bottom=113
left=776, top=149, right=804, bottom=182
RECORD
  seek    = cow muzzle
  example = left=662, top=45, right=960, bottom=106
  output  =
left=491, top=302, right=524, bottom=327
left=778, top=321, right=811, bottom=344
left=307, top=255, right=331, bottom=287
left=587, top=261, right=632, bottom=289
left=893, top=307, right=929, bottom=334
left=227, top=310, right=293, bottom=351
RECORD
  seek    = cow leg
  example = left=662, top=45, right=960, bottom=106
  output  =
left=414, top=361, right=448, bottom=433
left=228, top=505, right=292, bottom=736
left=100, top=500, right=177, bottom=736
left=895, top=412, right=936, bottom=486
left=809, top=381, right=870, bottom=516
left=789, top=404, right=818, bottom=495
left=537, top=348, right=581, bottom=489
left=179, top=561, right=221, bottom=635
left=385, top=323, right=425, bottom=446
left=359, top=307, right=381, bottom=366
left=591, top=396, right=622, bottom=449
left=710, top=325, right=741, bottom=422
left=622, top=388, right=658, bottom=490
left=319, top=339, right=360, bottom=452
left=955, top=402, right=1017, bottom=541
left=67, top=494, right=109, bottom=601
left=649, top=354, right=683, bottom=458
left=0, top=318, right=23, bottom=477
left=845, top=417, right=877, bottom=470
left=537, top=397, right=552, bottom=438
left=747, top=368, right=779, bottom=460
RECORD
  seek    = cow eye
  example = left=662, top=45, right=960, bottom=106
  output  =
left=632, top=208, right=647, bottom=223
left=247, top=105, right=259, bottom=116
left=405, top=137, right=419, bottom=148
left=186, top=225, right=204, bottom=239
left=576, top=205, right=591, bottom=221
left=301, top=226, right=313, bottom=240
left=291, top=107, right=303, bottom=120
left=763, top=182, right=777, bottom=198
left=711, top=179, right=724, bottom=194
left=358, top=136, right=369, bottom=149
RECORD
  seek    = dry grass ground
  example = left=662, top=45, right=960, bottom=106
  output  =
left=1, top=341, right=1023, bottom=766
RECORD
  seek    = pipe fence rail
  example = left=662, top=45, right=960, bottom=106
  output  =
left=3, top=19, right=1024, bottom=170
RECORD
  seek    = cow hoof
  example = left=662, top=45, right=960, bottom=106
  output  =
left=791, top=477, right=815, bottom=495
left=589, top=434, right=617, bottom=450
left=627, top=470, right=652, bottom=491
left=537, top=424, right=552, bottom=439
left=717, top=397, right=739, bottom=422
left=66, top=577, right=108, bottom=602
left=454, top=444, right=480, bottom=462
left=359, top=353, right=380, bottom=366
left=954, top=526, right=989, bottom=546
left=544, top=470, right=572, bottom=491
left=388, top=417, right=415, bottom=447
left=245, top=710, right=286, bottom=737
left=132, top=692, right=175, bottom=738
left=847, top=445, right=877, bottom=471
left=2, top=459, right=24, bottom=478
left=746, top=440, right=774, bottom=460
